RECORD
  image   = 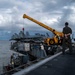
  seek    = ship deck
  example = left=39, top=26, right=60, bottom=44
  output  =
left=26, top=50, right=75, bottom=75
left=13, top=47, right=75, bottom=75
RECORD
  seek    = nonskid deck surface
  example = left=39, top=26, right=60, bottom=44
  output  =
left=26, top=49, right=75, bottom=75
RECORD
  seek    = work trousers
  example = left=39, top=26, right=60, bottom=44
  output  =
left=62, top=37, right=72, bottom=54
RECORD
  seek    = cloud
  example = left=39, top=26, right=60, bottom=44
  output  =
left=0, top=0, right=75, bottom=40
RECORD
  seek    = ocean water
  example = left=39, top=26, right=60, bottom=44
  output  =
left=0, top=40, right=15, bottom=73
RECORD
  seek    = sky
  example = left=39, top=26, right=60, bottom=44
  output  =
left=0, top=0, right=75, bottom=40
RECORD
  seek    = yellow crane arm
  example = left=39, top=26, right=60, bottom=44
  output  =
left=23, top=14, right=63, bottom=37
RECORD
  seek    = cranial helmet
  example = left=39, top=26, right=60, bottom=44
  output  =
left=65, top=22, right=68, bottom=25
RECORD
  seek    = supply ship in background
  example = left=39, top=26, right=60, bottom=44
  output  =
left=2, top=29, right=59, bottom=75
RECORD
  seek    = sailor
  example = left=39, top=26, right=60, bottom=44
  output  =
left=40, top=43, right=47, bottom=57
left=10, top=53, right=15, bottom=68
left=40, top=43, right=44, bottom=50
left=62, top=22, right=72, bottom=54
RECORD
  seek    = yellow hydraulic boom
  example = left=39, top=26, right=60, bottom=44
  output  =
left=23, top=14, right=64, bottom=45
